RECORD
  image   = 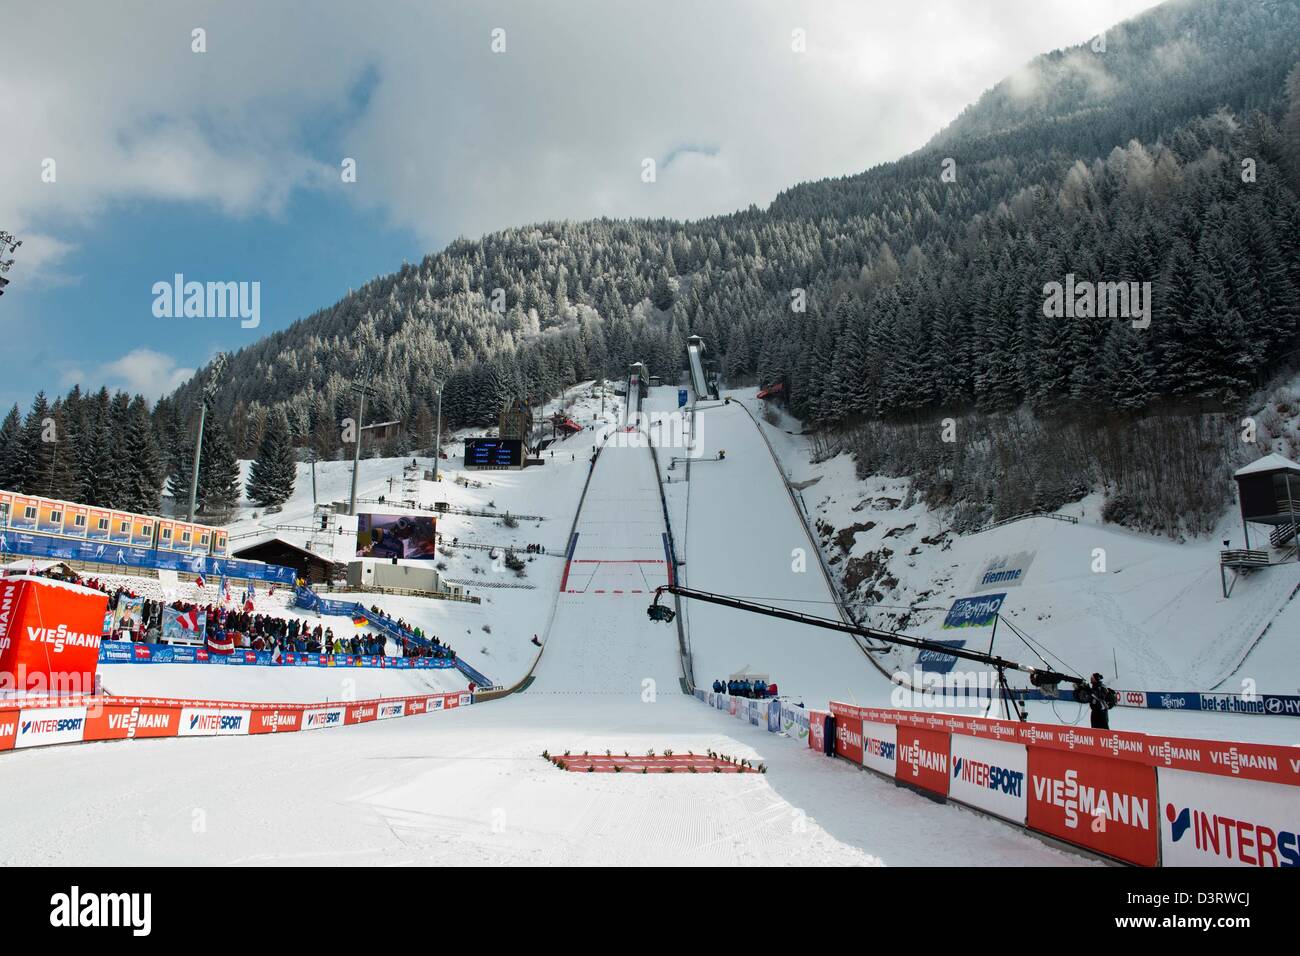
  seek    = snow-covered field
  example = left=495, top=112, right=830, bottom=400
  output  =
left=5, top=384, right=1296, bottom=866
left=0, top=387, right=1088, bottom=866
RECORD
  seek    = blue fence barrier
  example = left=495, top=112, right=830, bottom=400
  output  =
left=0, top=528, right=295, bottom=584
left=293, top=586, right=494, bottom=689
left=98, top=640, right=457, bottom=669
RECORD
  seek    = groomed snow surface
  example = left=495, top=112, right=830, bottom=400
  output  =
left=2, top=384, right=1293, bottom=865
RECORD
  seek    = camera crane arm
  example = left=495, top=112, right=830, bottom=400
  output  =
left=648, top=584, right=1078, bottom=689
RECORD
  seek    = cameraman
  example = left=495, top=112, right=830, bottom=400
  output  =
left=1083, top=673, right=1117, bottom=729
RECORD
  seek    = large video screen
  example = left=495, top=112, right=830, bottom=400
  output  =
left=355, top=513, right=439, bottom=560
left=464, top=437, right=525, bottom=468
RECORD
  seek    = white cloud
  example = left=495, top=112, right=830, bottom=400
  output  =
left=76, top=349, right=196, bottom=399
left=2, top=0, right=1162, bottom=260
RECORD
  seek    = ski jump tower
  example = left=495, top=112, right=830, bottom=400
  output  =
left=687, top=336, right=715, bottom=400
left=626, top=362, right=648, bottom=425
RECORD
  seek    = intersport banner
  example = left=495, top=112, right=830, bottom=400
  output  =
left=1158, top=767, right=1300, bottom=867
left=949, top=734, right=1027, bottom=824
left=1027, top=747, right=1158, bottom=866
left=861, top=720, right=898, bottom=778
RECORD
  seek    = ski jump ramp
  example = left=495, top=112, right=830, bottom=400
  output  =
left=531, top=438, right=680, bottom=695
left=687, top=337, right=711, bottom=400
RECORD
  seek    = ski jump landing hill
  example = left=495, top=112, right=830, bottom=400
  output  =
left=2, top=380, right=1296, bottom=867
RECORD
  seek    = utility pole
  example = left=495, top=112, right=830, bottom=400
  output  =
left=186, top=353, right=227, bottom=522
left=309, top=449, right=318, bottom=505
left=347, top=374, right=378, bottom=516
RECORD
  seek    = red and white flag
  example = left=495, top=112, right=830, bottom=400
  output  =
left=195, top=573, right=206, bottom=589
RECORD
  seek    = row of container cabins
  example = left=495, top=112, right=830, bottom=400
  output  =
left=0, top=490, right=230, bottom=558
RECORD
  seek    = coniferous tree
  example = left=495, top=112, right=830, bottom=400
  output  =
left=246, top=409, right=297, bottom=507
left=196, top=414, right=241, bottom=515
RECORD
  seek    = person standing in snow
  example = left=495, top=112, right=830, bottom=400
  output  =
left=1085, top=673, right=1116, bottom=729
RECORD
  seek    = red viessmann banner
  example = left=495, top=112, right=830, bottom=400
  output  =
left=1027, top=746, right=1159, bottom=866
left=895, top=726, right=950, bottom=798
left=0, top=576, right=107, bottom=694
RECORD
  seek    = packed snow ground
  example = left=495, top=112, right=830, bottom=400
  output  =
left=0, top=390, right=1087, bottom=866
left=7, top=384, right=1295, bottom=865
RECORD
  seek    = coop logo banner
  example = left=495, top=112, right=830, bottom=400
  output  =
left=1160, top=768, right=1300, bottom=867
left=973, top=551, right=1035, bottom=592
left=942, top=594, right=1005, bottom=629
left=152, top=273, right=260, bottom=329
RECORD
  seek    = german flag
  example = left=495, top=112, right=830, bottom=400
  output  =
left=352, top=615, right=368, bottom=627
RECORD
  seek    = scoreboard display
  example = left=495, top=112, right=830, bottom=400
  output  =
left=465, top=437, right=525, bottom=469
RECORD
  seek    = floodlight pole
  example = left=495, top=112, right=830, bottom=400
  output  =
left=348, top=379, right=377, bottom=516
left=186, top=353, right=227, bottom=522
left=433, top=384, right=443, bottom=483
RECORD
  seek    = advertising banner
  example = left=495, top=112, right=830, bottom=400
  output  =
left=84, top=704, right=179, bottom=741
left=355, top=513, right=439, bottom=560
left=1027, top=747, right=1158, bottom=866
left=942, top=594, right=1005, bottom=629
left=861, top=720, right=898, bottom=778
left=302, top=706, right=345, bottom=731
left=1158, top=767, right=1300, bottom=867
left=917, top=639, right=965, bottom=673
left=0, top=577, right=107, bottom=694
left=808, top=710, right=829, bottom=753
left=766, top=699, right=781, bottom=732
left=0, top=528, right=295, bottom=583
left=780, top=704, right=810, bottom=743
left=345, top=702, right=377, bottom=724
left=250, top=708, right=302, bottom=734
left=972, top=551, right=1035, bottom=591
left=376, top=701, right=406, bottom=720
left=834, top=714, right=864, bottom=764
left=14, top=704, right=88, bottom=749
left=895, top=726, right=950, bottom=797
left=178, top=707, right=250, bottom=737
left=949, top=734, right=1028, bottom=824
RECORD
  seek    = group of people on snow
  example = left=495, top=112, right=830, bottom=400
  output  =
left=713, top=677, right=777, bottom=699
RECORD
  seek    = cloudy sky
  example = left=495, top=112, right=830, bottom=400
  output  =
left=0, top=0, right=1159, bottom=409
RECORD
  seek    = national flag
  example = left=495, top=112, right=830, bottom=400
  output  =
left=177, top=608, right=201, bottom=631
left=195, top=573, right=206, bottom=589
left=206, top=629, right=234, bottom=655
left=352, top=614, right=368, bottom=627
left=220, top=575, right=231, bottom=603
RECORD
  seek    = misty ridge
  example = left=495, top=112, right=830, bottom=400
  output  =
left=4, top=0, right=1300, bottom=538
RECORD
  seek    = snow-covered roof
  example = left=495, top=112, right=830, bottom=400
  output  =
left=1234, top=453, right=1300, bottom=477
